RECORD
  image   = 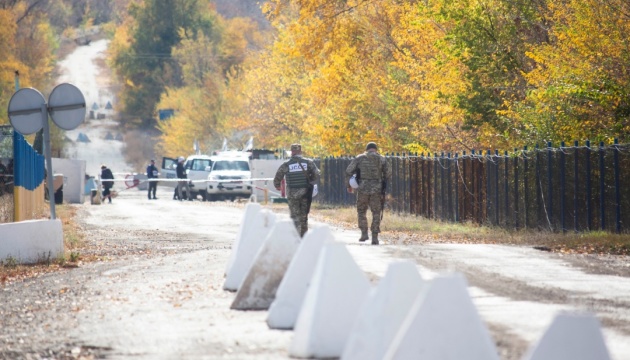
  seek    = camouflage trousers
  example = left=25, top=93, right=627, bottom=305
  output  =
left=288, top=196, right=310, bottom=237
left=356, top=191, right=382, bottom=233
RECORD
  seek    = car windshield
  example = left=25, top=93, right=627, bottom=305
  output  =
left=213, top=160, right=249, bottom=171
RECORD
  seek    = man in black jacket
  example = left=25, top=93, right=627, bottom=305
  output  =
left=100, top=165, right=114, bottom=204
left=146, top=159, right=158, bottom=200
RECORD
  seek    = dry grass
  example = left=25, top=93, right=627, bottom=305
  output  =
left=0, top=203, right=87, bottom=284
left=311, top=203, right=630, bottom=255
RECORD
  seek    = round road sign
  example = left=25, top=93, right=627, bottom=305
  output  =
left=7, top=88, right=46, bottom=135
left=48, top=83, right=86, bottom=130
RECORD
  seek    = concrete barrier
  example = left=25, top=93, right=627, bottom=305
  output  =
left=223, top=208, right=276, bottom=291
left=231, top=220, right=301, bottom=310
left=383, top=273, right=499, bottom=360
left=0, top=219, right=64, bottom=264
left=267, top=225, right=336, bottom=329
left=290, top=243, right=371, bottom=358
left=342, top=261, right=425, bottom=360
left=523, top=313, right=611, bottom=360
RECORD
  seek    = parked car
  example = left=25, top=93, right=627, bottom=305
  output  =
left=160, top=155, right=213, bottom=200
left=206, top=152, right=253, bottom=201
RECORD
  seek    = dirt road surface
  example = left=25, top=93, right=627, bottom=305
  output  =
left=2, top=37, right=630, bottom=360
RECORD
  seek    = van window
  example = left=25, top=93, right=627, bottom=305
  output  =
left=213, top=160, right=250, bottom=171
left=191, top=159, right=212, bottom=171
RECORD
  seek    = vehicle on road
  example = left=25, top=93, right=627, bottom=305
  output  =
left=160, top=155, right=213, bottom=200
left=206, top=152, right=253, bottom=201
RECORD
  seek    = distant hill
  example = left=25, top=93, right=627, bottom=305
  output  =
left=213, top=0, right=270, bottom=30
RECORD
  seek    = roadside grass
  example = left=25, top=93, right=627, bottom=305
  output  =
left=0, top=203, right=87, bottom=284
left=311, top=203, right=630, bottom=256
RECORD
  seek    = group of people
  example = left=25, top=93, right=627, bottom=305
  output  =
left=99, top=142, right=390, bottom=245
left=274, top=141, right=390, bottom=245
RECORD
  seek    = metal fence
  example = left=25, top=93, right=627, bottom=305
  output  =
left=315, top=140, right=630, bottom=233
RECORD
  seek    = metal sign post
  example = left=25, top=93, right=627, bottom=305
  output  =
left=8, top=84, right=86, bottom=220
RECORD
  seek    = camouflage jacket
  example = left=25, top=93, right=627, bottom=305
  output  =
left=345, top=151, right=391, bottom=194
left=274, top=155, right=321, bottom=199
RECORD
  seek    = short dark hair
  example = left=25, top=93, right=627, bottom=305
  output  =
left=366, top=142, right=378, bottom=150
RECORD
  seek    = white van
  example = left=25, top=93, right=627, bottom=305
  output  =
left=160, top=155, right=213, bottom=200
left=206, top=152, right=252, bottom=201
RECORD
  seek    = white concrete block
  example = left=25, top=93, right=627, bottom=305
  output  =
left=342, top=261, right=425, bottom=360
left=231, top=220, right=301, bottom=310
left=383, top=273, right=500, bottom=360
left=0, top=219, right=64, bottom=264
left=225, top=202, right=261, bottom=276
left=52, top=158, right=86, bottom=204
left=523, top=313, right=611, bottom=360
left=267, top=225, right=336, bottom=329
left=290, top=242, right=371, bottom=358
left=223, top=208, right=276, bottom=291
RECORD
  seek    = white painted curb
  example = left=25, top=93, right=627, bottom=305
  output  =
left=231, top=220, right=301, bottom=310
left=290, top=242, right=371, bottom=358
left=383, top=273, right=500, bottom=360
left=267, top=225, right=336, bottom=329
left=0, top=219, right=64, bottom=264
left=223, top=208, right=276, bottom=291
left=342, top=261, right=425, bottom=360
left=523, top=313, right=611, bottom=360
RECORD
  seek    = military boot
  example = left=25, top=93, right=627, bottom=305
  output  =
left=371, top=232, right=379, bottom=245
left=358, top=231, right=369, bottom=242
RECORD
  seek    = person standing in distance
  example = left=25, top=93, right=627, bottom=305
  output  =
left=274, top=144, right=320, bottom=237
left=146, top=159, right=159, bottom=200
left=176, top=156, right=192, bottom=201
left=100, top=164, right=115, bottom=204
left=345, top=142, right=391, bottom=245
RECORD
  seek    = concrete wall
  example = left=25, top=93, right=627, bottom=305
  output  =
left=0, top=219, right=64, bottom=264
left=52, top=158, right=86, bottom=204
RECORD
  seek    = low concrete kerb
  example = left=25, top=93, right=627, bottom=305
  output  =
left=0, top=219, right=64, bottom=264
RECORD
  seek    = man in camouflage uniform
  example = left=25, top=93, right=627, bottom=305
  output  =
left=274, top=144, right=321, bottom=237
left=345, top=142, right=391, bottom=245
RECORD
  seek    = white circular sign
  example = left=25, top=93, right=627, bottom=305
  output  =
left=48, top=83, right=86, bottom=130
left=7, top=88, right=46, bottom=135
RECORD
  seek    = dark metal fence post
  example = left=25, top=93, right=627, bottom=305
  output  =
left=599, top=141, right=605, bottom=230
left=614, top=139, right=621, bottom=233
left=536, top=145, right=541, bottom=229
left=504, top=150, right=509, bottom=227
left=573, top=141, right=579, bottom=232
left=514, top=148, right=519, bottom=229
left=560, top=141, right=566, bottom=233
left=455, top=153, right=460, bottom=222
left=434, top=153, right=438, bottom=220
left=586, top=140, right=592, bottom=231
left=547, top=142, right=553, bottom=230
left=494, top=150, right=499, bottom=225
left=523, top=146, right=528, bottom=229
left=447, top=153, right=452, bottom=221
left=440, top=152, right=445, bottom=220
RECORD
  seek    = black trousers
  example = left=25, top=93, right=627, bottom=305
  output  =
left=148, top=180, right=157, bottom=198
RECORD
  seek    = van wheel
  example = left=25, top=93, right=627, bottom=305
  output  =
left=206, top=194, right=216, bottom=202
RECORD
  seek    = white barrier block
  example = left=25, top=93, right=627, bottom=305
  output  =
left=342, top=261, right=424, bottom=360
left=523, top=313, right=611, bottom=360
left=231, top=220, right=301, bottom=310
left=384, top=273, right=499, bottom=360
left=225, top=202, right=261, bottom=276
left=290, top=242, right=371, bottom=358
left=223, top=208, right=276, bottom=291
left=267, top=225, right=336, bottom=329
left=0, top=219, right=64, bottom=264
